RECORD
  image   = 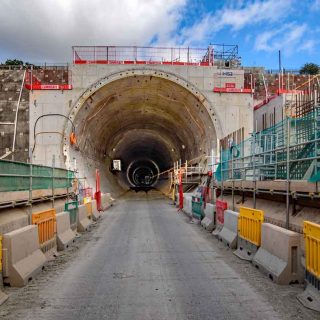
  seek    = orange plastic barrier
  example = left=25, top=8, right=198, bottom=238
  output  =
left=32, top=209, right=56, bottom=250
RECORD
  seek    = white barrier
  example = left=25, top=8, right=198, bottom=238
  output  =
left=77, top=204, right=92, bottom=232
left=253, top=223, right=303, bottom=284
left=2, top=225, right=47, bottom=287
left=218, top=210, right=239, bottom=249
left=56, top=211, right=76, bottom=251
left=201, top=204, right=215, bottom=231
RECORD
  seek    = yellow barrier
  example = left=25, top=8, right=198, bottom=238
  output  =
left=304, top=221, right=320, bottom=279
left=85, top=201, right=93, bottom=218
left=83, top=197, right=92, bottom=204
left=32, top=209, right=56, bottom=247
left=238, top=207, right=264, bottom=246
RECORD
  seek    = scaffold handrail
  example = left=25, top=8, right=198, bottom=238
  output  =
left=72, top=44, right=239, bottom=65
left=216, top=102, right=320, bottom=182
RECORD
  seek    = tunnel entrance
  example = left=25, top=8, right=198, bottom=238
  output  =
left=67, top=69, right=219, bottom=195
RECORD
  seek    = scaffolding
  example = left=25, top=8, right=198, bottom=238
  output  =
left=217, top=108, right=320, bottom=183
left=72, top=44, right=239, bottom=66
left=0, top=159, right=74, bottom=209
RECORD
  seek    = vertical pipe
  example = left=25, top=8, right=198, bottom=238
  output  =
left=262, top=73, right=268, bottom=100
left=173, top=162, right=176, bottom=203
left=185, top=160, right=188, bottom=184
left=309, top=74, right=311, bottom=95
left=52, top=155, right=55, bottom=208
left=220, top=143, right=224, bottom=201
left=12, top=69, right=26, bottom=159
left=253, top=132, right=256, bottom=208
left=28, top=149, right=33, bottom=225
left=31, top=65, right=33, bottom=91
left=278, top=50, right=282, bottom=74
left=286, top=117, right=290, bottom=229
left=211, top=148, right=214, bottom=174
left=231, top=146, right=235, bottom=210
left=314, top=106, right=318, bottom=177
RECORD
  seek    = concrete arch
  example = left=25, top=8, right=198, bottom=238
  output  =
left=62, top=67, right=222, bottom=192
left=63, top=67, right=223, bottom=159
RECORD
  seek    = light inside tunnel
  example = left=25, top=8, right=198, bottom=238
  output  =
left=71, top=73, right=217, bottom=194
left=127, top=159, right=159, bottom=187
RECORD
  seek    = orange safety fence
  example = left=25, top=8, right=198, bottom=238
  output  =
left=32, top=209, right=56, bottom=245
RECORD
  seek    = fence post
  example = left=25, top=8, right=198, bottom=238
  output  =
left=220, top=143, right=224, bottom=201
left=51, top=155, right=55, bottom=208
left=253, top=133, right=256, bottom=208
left=28, top=151, right=33, bottom=225
left=286, top=117, right=291, bottom=229
left=231, top=146, right=235, bottom=210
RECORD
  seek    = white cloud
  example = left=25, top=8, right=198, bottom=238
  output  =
left=311, top=0, right=320, bottom=10
left=254, top=23, right=309, bottom=54
left=0, top=0, right=186, bottom=62
left=179, top=0, right=293, bottom=45
left=298, top=39, right=316, bottom=53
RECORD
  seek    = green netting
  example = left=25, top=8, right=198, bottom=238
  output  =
left=217, top=107, right=320, bottom=182
left=0, top=159, right=74, bottom=192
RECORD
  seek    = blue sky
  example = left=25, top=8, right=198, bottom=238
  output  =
left=0, top=0, right=319, bottom=69
left=173, top=0, right=320, bottom=69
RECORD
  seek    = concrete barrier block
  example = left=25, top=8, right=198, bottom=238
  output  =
left=212, top=224, right=223, bottom=237
left=0, top=290, right=8, bottom=306
left=91, top=199, right=101, bottom=221
left=77, top=204, right=92, bottom=232
left=183, top=194, right=193, bottom=217
left=54, top=203, right=65, bottom=214
left=201, top=204, right=215, bottom=231
left=2, top=225, right=47, bottom=287
left=101, top=193, right=114, bottom=211
left=297, top=284, right=320, bottom=313
left=56, top=211, right=76, bottom=251
left=218, top=210, right=239, bottom=249
left=252, top=223, right=303, bottom=284
left=233, top=236, right=259, bottom=261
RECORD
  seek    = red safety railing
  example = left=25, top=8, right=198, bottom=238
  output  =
left=25, top=65, right=72, bottom=90
left=216, top=200, right=228, bottom=224
left=73, top=45, right=215, bottom=66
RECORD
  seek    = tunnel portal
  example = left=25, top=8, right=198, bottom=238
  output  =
left=68, top=72, right=217, bottom=193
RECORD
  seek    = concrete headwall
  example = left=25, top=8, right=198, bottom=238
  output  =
left=29, top=65, right=253, bottom=196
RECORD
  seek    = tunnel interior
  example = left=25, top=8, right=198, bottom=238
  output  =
left=71, top=74, right=217, bottom=194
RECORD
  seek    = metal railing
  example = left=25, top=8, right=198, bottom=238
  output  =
left=217, top=99, right=320, bottom=183
left=72, top=44, right=239, bottom=66
left=0, top=159, right=74, bottom=209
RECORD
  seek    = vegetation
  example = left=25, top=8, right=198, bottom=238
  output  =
left=299, top=63, right=319, bottom=75
left=4, top=59, right=24, bottom=65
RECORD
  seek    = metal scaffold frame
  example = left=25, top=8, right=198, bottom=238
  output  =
left=217, top=91, right=320, bottom=184
left=215, top=90, right=320, bottom=229
left=0, top=159, right=75, bottom=212
left=72, top=44, right=239, bottom=66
